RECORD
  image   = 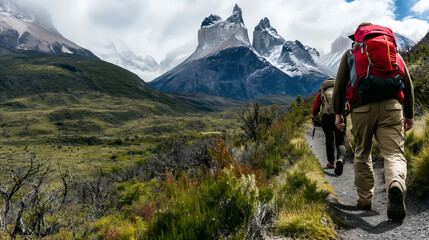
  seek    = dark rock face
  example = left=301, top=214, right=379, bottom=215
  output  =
left=201, top=14, right=222, bottom=27
left=0, top=28, right=19, bottom=49
left=226, top=4, right=244, bottom=24
left=279, top=40, right=318, bottom=67
left=149, top=47, right=312, bottom=101
left=253, top=17, right=285, bottom=56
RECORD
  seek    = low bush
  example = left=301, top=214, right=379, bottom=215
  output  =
left=275, top=202, right=335, bottom=240
left=144, top=169, right=260, bottom=240
left=94, top=213, right=146, bottom=240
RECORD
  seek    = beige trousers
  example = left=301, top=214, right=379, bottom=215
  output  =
left=351, top=99, right=406, bottom=204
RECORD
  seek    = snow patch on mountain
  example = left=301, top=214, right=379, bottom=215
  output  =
left=91, top=40, right=195, bottom=81
left=0, top=0, right=58, bottom=34
left=0, top=12, right=82, bottom=52
left=0, top=0, right=95, bottom=57
left=253, top=18, right=335, bottom=79
left=395, top=32, right=416, bottom=51
left=91, top=40, right=160, bottom=81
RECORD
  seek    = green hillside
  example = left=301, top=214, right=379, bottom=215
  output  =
left=0, top=51, right=242, bottom=174
left=0, top=53, right=159, bottom=99
left=402, top=32, right=429, bottom=111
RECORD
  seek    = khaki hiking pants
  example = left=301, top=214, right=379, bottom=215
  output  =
left=351, top=98, right=406, bottom=204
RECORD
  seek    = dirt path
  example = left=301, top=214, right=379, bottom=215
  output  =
left=305, top=126, right=429, bottom=240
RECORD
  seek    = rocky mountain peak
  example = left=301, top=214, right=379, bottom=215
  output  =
left=0, top=0, right=95, bottom=57
left=255, top=17, right=271, bottom=31
left=201, top=14, right=222, bottom=28
left=226, top=4, right=244, bottom=24
left=253, top=17, right=285, bottom=56
left=191, top=4, right=250, bottom=60
left=0, top=0, right=58, bottom=34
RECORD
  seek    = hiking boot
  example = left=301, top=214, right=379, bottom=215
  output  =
left=334, top=158, right=344, bottom=176
left=387, top=181, right=406, bottom=221
left=357, top=198, right=372, bottom=210
left=326, top=162, right=335, bottom=169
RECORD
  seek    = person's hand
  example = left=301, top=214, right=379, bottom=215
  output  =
left=335, top=114, right=345, bottom=132
left=404, top=117, right=414, bottom=132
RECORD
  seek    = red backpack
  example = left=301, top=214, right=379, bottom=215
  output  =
left=347, top=25, right=405, bottom=104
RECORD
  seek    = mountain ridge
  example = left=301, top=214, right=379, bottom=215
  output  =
left=149, top=5, right=331, bottom=101
left=0, top=0, right=96, bottom=58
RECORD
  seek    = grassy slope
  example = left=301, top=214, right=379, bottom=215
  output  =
left=402, top=32, right=429, bottom=113
left=402, top=32, right=429, bottom=197
left=0, top=54, right=155, bottom=99
left=0, top=52, right=242, bottom=175
left=0, top=91, right=240, bottom=174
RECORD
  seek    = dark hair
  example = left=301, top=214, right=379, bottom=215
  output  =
left=357, top=22, right=373, bottom=28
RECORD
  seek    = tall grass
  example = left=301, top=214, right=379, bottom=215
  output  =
left=143, top=169, right=259, bottom=240
left=272, top=135, right=335, bottom=240
left=406, top=113, right=429, bottom=198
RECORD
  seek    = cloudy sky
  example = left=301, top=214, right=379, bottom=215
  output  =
left=26, top=0, right=429, bottom=62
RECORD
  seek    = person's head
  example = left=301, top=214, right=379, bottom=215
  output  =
left=357, top=22, right=373, bottom=29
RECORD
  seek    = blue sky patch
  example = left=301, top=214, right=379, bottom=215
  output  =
left=345, top=0, right=428, bottom=21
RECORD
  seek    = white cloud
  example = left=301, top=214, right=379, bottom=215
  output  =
left=25, top=0, right=429, bottom=62
left=411, top=0, right=429, bottom=14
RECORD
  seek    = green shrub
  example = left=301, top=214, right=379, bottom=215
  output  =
left=235, top=101, right=275, bottom=143
left=406, top=114, right=429, bottom=197
left=409, top=150, right=429, bottom=198
left=117, top=181, right=151, bottom=206
left=273, top=169, right=332, bottom=240
left=94, top=213, right=146, bottom=240
left=275, top=171, right=328, bottom=211
left=144, top=169, right=259, bottom=240
left=275, top=203, right=335, bottom=240
left=406, top=131, right=425, bottom=156
left=258, top=144, right=289, bottom=178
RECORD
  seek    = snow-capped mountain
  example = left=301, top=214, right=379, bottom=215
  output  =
left=0, top=0, right=95, bottom=57
left=252, top=17, right=285, bottom=56
left=0, top=0, right=58, bottom=33
left=91, top=40, right=195, bottom=82
left=323, top=31, right=416, bottom=73
left=322, top=34, right=351, bottom=73
left=395, top=32, right=416, bottom=51
left=252, top=18, right=335, bottom=78
left=187, top=4, right=251, bottom=62
left=92, top=40, right=160, bottom=81
left=149, top=5, right=327, bottom=101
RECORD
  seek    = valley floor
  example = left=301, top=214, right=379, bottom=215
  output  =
left=305, top=126, right=429, bottom=240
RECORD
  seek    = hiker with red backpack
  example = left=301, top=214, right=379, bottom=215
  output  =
left=312, top=78, right=346, bottom=176
left=333, top=23, right=414, bottom=221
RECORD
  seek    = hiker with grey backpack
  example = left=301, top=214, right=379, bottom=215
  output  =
left=312, top=77, right=347, bottom=176
left=333, top=23, right=414, bottom=222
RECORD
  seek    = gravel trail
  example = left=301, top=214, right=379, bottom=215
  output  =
left=305, top=126, right=429, bottom=240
